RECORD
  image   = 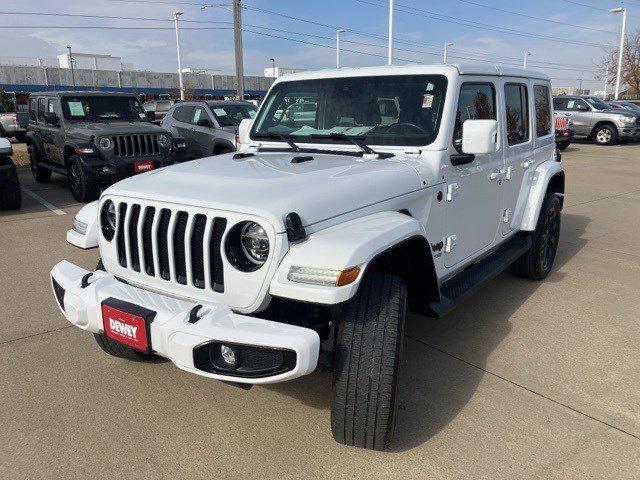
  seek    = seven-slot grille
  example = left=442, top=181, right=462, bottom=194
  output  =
left=114, top=202, right=227, bottom=293
left=112, top=134, right=161, bottom=157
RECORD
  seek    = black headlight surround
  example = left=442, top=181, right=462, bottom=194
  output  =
left=224, top=221, right=269, bottom=272
left=100, top=200, right=116, bottom=241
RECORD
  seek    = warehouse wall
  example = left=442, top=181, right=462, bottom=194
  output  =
left=0, top=64, right=274, bottom=95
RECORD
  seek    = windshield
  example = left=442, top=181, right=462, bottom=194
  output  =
left=208, top=103, right=257, bottom=126
left=584, top=97, right=610, bottom=110
left=61, top=96, right=147, bottom=121
left=251, top=75, right=448, bottom=147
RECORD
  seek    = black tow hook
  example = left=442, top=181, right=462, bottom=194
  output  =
left=221, top=381, right=253, bottom=390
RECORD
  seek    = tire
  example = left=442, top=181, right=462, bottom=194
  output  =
left=593, top=125, right=617, bottom=145
left=511, top=194, right=561, bottom=280
left=93, top=333, right=159, bottom=361
left=0, top=158, right=22, bottom=211
left=67, top=155, right=100, bottom=203
left=556, top=140, right=571, bottom=151
left=28, top=144, right=52, bottom=183
left=331, top=273, right=407, bottom=451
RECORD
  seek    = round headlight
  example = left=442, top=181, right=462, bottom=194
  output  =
left=98, top=137, right=112, bottom=150
left=100, top=200, right=116, bottom=241
left=157, top=134, right=170, bottom=148
left=225, top=221, right=270, bottom=271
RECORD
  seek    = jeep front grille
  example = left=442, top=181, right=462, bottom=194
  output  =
left=112, top=134, right=161, bottom=157
left=114, top=202, right=227, bottom=292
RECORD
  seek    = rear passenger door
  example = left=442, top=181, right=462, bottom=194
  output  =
left=500, top=81, right=532, bottom=236
left=171, top=105, right=196, bottom=157
left=189, top=105, right=215, bottom=158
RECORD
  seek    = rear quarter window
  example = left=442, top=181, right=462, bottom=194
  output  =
left=534, top=85, right=552, bottom=137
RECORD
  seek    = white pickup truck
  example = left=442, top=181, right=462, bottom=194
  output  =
left=51, top=64, right=563, bottom=450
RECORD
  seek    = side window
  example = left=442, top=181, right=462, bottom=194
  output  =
left=191, top=106, right=210, bottom=125
left=504, top=84, right=529, bottom=145
left=29, top=98, right=37, bottom=120
left=553, top=98, right=567, bottom=110
left=47, top=99, right=58, bottom=114
left=173, top=105, right=194, bottom=123
left=37, top=98, right=46, bottom=121
left=534, top=85, right=552, bottom=137
left=454, top=82, right=496, bottom=150
left=574, top=99, right=590, bottom=111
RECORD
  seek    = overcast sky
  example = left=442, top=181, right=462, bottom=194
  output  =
left=1, top=0, right=636, bottom=89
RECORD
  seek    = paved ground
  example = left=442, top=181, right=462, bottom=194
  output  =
left=1, top=143, right=639, bottom=479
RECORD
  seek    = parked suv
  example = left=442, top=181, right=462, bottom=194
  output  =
left=26, top=91, right=187, bottom=202
left=142, top=99, right=175, bottom=125
left=553, top=95, right=640, bottom=145
left=51, top=65, right=564, bottom=450
left=0, top=132, right=21, bottom=210
left=161, top=100, right=257, bottom=159
left=0, top=103, right=28, bottom=143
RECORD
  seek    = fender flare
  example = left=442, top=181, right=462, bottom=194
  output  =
left=269, top=211, right=439, bottom=305
left=519, top=160, right=564, bottom=231
left=66, top=200, right=100, bottom=249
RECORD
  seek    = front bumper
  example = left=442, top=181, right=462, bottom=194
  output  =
left=51, top=261, right=320, bottom=384
left=81, top=155, right=175, bottom=184
left=619, top=127, right=640, bottom=139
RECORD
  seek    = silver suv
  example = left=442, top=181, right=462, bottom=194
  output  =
left=553, top=95, right=640, bottom=145
left=161, top=100, right=257, bottom=160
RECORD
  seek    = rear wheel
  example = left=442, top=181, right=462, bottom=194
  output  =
left=0, top=158, right=22, bottom=211
left=28, top=144, right=52, bottom=183
left=511, top=194, right=561, bottom=280
left=331, top=273, right=407, bottom=450
left=594, top=125, right=617, bottom=145
left=67, top=156, right=100, bottom=203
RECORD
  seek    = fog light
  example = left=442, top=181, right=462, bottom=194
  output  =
left=220, top=345, right=237, bottom=366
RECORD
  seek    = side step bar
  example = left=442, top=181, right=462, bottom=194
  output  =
left=427, top=235, right=532, bottom=318
left=40, top=162, right=67, bottom=175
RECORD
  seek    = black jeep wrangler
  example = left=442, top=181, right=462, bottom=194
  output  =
left=26, top=91, right=187, bottom=202
left=0, top=132, right=21, bottom=211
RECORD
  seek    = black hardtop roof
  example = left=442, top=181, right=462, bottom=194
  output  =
left=29, top=91, right=140, bottom=98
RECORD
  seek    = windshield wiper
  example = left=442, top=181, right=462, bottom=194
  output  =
left=309, top=133, right=391, bottom=158
left=253, top=132, right=301, bottom=151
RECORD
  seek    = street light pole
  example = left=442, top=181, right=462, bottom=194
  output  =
left=443, top=43, right=453, bottom=63
left=610, top=7, right=627, bottom=100
left=172, top=11, right=185, bottom=101
left=269, top=57, right=276, bottom=77
left=387, top=0, right=394, bottom=65
left=523, top=52, right=531, bottom=70
left=67, top=46, right=76, bottom=88
left=336, top=29, right=345, bottom=68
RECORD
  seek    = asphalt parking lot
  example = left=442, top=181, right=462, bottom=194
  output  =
left=1, top=143, right=639, bottom=479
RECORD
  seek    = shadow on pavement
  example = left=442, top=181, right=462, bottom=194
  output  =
left=265, top=213, right=590, bottom=452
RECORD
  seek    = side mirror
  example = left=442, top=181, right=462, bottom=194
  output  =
left=146, top=111, right=156, bottom=123
left=197, top=118, right=213, bottom=128
left=462, top=119, right=498, bottom=155
left=576, top=104, right=589, bottom=111
left=237, top=118, right=254, bottom=147
left=44, top=112, right=59, bottom=126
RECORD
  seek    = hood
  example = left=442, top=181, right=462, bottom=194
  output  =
left=105, top=151, right=423, bottom=232
left=220, top=125, right=239, bottom=135
left=595, top=108, right=636, bottom=116
left=66, top=121, right=168, bottom=139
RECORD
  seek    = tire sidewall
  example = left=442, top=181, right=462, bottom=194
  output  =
left=595, top=125, right=616, bottom=145
left=533, top=195, right=561, bottom=278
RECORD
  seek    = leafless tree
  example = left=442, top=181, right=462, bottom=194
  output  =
left=600, top=27, right=640, bottom=97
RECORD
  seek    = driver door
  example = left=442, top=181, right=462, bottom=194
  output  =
left=190, top=105, right=215, bottom=158
left=561, top=98, right=592, bottom=135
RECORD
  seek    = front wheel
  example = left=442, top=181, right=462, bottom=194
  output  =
left=67, top=156, right=100, bottom=203
left=594, top=125, right=617, bottom=145
left=511, top=194, right=561, bottom=280
left=331, top=273, right=407, bottom=450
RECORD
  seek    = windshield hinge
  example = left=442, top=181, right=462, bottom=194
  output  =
left=403, top=148, right=422, bottom=157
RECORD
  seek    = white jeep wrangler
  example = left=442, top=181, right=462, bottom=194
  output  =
left=51, top=64, right=564, bottom=451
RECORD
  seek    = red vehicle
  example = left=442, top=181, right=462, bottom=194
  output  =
left=554, top=112, right=573, bottom=151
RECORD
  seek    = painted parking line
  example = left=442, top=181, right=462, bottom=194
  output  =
left=21, top=188, right=66, bottom=216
